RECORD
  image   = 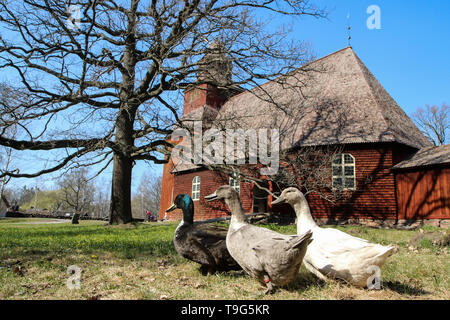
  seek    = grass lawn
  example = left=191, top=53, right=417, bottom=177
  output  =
left=0, top=217, right=448, bottom=300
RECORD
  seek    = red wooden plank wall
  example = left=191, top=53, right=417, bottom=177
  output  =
left=395, top=167, right=450, bottom=219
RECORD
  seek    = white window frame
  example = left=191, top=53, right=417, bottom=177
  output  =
left=229, top=176, right=240, bottom=194
left=332, top=153, right=356, bottom=190
left=192, top=176, right=200, bottom=201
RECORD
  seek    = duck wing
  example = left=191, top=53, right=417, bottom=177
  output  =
left=180, top=231, right=216, bottom=267
left=252, top=230, right=312, bottom=264
left=189, top=224, right=242, bottom=271
left=310, top=227, right=394, bottom=269
left=190, top=223, right=228, bottom=248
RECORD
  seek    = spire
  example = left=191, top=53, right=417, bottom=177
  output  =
left=347, top=13, right=352, bottom=47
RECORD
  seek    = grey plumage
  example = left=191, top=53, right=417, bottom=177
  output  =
left=205, top=185, right=312, bottom=292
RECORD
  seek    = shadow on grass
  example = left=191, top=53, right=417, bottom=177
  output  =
left=285, top=272, right=327, bottom=292
left=384, top=281, right=429, bottom=296
left=216, top=270, right=249, bottom=279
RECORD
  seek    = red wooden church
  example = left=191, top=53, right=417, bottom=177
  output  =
left=159, top=47, right=449, bottom=225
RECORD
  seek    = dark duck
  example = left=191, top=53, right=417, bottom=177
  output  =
left=166, top=194, right=241, bottom=275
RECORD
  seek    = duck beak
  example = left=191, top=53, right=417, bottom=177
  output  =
left=165, top=203, right=177, bottom=212
left=204, top=192, right=218, bottom=202
left=271, top=195, right=285, bottom=205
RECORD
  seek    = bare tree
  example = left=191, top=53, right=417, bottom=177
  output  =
left=0, top=84, right=17, bottom=210
left=0, top=147, right=13, bottom=209
left=0, top=0, right=325, bottom=224
left=132, top=172, right=162, bottom=220
left=196, top=145, right=344, bottom=205
left=270, top=146, right=345, bottom=201
left=92, top=180, right=110, bottom=219
left=58, top=168, right=95, bottom=214
left=411, top=103, right=449, bottom=146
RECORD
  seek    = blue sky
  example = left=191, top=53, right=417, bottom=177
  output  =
left=4, top=0, right=449, bottom=194
left=288, top=0, right=449, bottom=115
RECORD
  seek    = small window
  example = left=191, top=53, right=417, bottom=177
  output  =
left=332, top=154, right=355, bottom=190
left=229, top=176, right=240, bottom=194
left=192, top=176, right=200, bottom=201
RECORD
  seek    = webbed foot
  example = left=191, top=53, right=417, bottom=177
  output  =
left=263, top=275, right=276, bottom=294
left=199, top=265, right=215, bottom=276
left=199, top=265, right=208, bottom=276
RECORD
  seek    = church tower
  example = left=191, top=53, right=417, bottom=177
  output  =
left=182, top=41, right=239, bottom=115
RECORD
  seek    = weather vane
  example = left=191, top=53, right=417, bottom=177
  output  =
left=347, top=13, right=352, bottom=47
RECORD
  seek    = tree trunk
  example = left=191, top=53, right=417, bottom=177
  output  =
left=109, top=154, right=134, bottom=224
left=1, top=193, right=11, bottom=208
left=72, top=212, right=80, bottom=224
left=108, top=6, right=137, bottom=225
left=108, top=105, right=136, bottom=224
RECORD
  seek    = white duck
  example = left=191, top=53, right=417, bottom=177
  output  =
left=205, top=185, right=313, bottom=294
left=272, top=187, right=395, bottom=288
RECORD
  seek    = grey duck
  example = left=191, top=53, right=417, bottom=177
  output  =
left=205, top=186, right=313, bottom=293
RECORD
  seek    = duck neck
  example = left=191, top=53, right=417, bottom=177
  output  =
left=225, top=195, right=246, bottom=226
left=293, top=194, right=316, bottom=233
left=180, top=198, right=194, bottom=225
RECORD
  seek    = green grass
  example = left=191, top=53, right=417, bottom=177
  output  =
left=0, top=219, right=176, bottom=259
left=0, top=218, right=448, bottom=300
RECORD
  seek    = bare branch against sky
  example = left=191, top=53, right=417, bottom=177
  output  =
left=411, top=103, right=449, bottom=146
left=0, top=0, right=325, bottom=224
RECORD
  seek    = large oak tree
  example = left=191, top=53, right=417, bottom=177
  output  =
left=0, top=0, right=324, bottom=224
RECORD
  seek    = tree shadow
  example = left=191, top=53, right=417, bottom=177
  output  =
left=383, top=280, right=429, bottom=296
left=217, top=269, right=249, bottom=279
left=284, top=272, right=327, bottom=292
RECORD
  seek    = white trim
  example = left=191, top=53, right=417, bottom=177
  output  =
left=332, top=153, right=356, bottom=190
left=192, top=176, right=201, bottom=201
left=229, top=176, right=240, bottom=194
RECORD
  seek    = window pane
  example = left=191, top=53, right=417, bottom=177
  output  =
left=333, top=155, right=342, bottom=164
left=344, top=178, right=355, bottom=189
left=333, top=166, right=343, bottom=176
left=230, top=176, right=240, bottom=192
left=333, top=177, right=342, bottom=188
left=344, top=166, right=354, bottom=176
left=344, top=154, right=354, bottom=164
left=192, top=176, right=200, bottom=200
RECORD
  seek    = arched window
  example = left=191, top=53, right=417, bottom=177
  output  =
left=332, top=153, right=356, bottom=190
left=229, top=176, right=240, bottom=194
left=192, top=176, right=200, bottom=201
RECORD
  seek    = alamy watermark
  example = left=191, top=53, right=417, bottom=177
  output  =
left=66, top=265, right=81, bottom=290
left=366, top=265, right=382, bottom=290
left=67, top=5, right=81, bottom=30
left=367, top=5, right=381, bottom=30
left=171, top=121, right=279, bottom=175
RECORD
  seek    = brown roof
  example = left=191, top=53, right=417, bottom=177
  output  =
left=172, top=47, right=432, bottom=173
left=393, top=145, right=450, bottom=169
left=216, top=47, right=431, bottom=149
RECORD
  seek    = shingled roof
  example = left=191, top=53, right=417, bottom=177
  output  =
left=216, top=47, right=431, bottom=150
left=172, top=47, right=432, bottom=173
left=392, top=144, right=450, bottom=169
